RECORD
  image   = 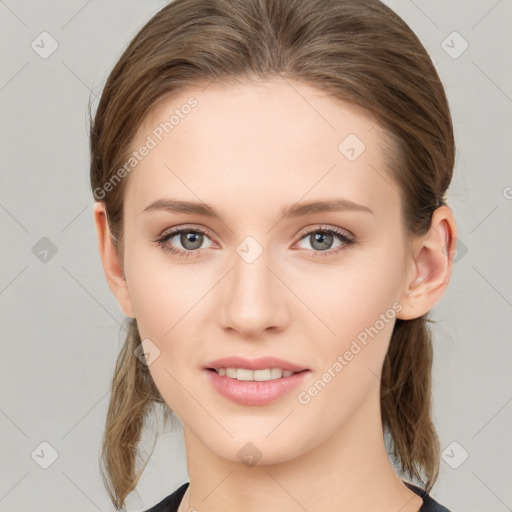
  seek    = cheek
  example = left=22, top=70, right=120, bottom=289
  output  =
left=294, top=286, right=397, bottom=431
left=297, top=256, right=400, bottom=341
left=125, top=257, right=202, bottom=416
left=294, top=246, right=403, bottom=384
left=124, top=240, right=204, bottom=340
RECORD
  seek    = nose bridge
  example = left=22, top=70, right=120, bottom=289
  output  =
left=219, top=238, right=288, bottom=335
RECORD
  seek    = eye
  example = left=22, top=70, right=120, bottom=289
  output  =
left=154, top=225, right=215, bottom=258
left=294, top=225, right=354, bottom=257
left=154, top=224, right=355, bottom=259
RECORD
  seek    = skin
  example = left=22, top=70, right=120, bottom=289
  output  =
left=94, top=77, right=457, bottom=512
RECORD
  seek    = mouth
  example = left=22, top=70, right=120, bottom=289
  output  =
left=204, top=367, right=310, bottom=405
left=206, top=367, right=308, bottom=381
left=204, top=355, right=309, bottom=374
left=203, top=356, right=311, bottom=406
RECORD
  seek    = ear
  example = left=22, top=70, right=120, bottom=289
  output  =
left=93, top=201, right=135, bottom=318
left=396, top=205, right=458, bottom=320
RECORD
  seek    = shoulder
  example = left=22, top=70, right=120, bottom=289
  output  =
left=144, top=482, right=189, bottom=512
left=403, top=481, right=452, bottom=512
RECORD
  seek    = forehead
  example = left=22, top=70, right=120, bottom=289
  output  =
left=124, top=77, right=400, bottom=222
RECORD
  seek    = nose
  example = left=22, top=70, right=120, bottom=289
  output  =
left=218, top=247, right=290, bottom=338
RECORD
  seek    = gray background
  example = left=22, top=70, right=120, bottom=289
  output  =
left=1, top=1, right=511, bottom=511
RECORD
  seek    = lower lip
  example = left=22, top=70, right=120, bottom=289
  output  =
left=204, top=369, right=310, bottom=406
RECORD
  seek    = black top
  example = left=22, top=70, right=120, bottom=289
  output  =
left=144, top=480, right=451, bottom=511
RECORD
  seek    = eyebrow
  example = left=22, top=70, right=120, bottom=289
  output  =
left=142, top=197, right=374, bottom=218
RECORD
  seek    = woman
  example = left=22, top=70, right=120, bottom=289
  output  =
left=90, top=0, right=457, bottom=510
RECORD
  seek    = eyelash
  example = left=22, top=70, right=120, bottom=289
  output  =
left=154, top=224, right=355, bottom=259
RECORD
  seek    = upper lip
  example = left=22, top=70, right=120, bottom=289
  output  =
left=204, top=356, right=308, bottom=372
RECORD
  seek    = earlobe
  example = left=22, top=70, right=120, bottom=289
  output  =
left=396, top=206, right=457, bottom=321
left=93, top=201, right=136, bottom=319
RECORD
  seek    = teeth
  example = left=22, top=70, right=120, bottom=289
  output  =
left=215, top=368, right=296, bottom=381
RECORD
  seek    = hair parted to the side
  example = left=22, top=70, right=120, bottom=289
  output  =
left=89, top=0, right=455, bottom=508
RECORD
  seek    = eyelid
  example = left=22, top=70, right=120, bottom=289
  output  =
left=158, top=223, right=354, bottom=243
left=156, top=224, right=217, bottom=252
left=158, top=223, right=215, bottom=241
left=294, top=223, right=354, bottom=241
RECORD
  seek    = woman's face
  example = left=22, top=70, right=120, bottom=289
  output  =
left=116, top=78, right=417, bottom=464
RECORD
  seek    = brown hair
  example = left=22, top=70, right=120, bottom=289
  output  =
left=89, top=0, right=454, bottom=508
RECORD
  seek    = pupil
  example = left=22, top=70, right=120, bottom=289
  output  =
left=312, top=232, right=332, bottom=251
left=181, top=231, right=203, bottom=250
